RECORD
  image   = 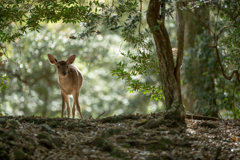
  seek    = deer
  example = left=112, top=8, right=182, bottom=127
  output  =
left=47, top=54, right=84, bottom=119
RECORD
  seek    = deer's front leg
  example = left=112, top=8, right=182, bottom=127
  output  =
left=61, top=92, right=69, bottom=118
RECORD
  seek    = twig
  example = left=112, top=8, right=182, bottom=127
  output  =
left=138, top=0, right=142, bottom=35
left=89, top=115, right=92, bottom=120
left=0, top=44, right=18, bottom=66
left=96, top=111, right=105, bottom=119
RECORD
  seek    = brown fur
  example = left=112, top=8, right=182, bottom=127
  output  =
left=48, top=54, right=83, bottom=119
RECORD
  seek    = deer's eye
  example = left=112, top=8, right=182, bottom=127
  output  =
left=57, top=66, right=59, bottom=68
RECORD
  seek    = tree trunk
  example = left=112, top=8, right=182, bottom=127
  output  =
left=182, top=5, right=219, bottom=117
left=146, top=0, right=185, bottom=123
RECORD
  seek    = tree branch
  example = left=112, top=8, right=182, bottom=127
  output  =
left=0, top=68, right=56, bottom=87
left=209, top=45, right=240, bottom=83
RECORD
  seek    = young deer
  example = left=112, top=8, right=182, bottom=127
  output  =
left=47, top=54, right=84, bottom=119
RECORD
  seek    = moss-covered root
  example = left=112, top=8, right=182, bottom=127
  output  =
left=163, top=101, right=186, bottom=125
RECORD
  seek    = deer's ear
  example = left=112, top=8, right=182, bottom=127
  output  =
left=48, top=54, right=57, bottom=65
left=67, top=55, right=76, bottom=65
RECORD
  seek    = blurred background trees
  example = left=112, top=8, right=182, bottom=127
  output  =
left=182, top=1, right=240, bottom=118
left=0, top=23, right=163, bottom=118
left=0, top=0, right=240, bottom=119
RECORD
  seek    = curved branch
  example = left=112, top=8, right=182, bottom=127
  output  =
left=0, top=68, right=56, bottom=87
left=209, top=45, right=240, bottom=83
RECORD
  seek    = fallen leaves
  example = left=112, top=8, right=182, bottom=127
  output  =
left=0, top=114, right=239, bottom=159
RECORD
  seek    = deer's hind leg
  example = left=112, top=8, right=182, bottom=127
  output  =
left=73, top=91, right=83, bottom=119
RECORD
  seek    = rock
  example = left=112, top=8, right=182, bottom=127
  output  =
left=13, top=149, right=26, bottom=160
left=120, top=142, right=131, bottom=148
left=127, top=132, right=140, bottom=138
left=8, top=130, right=18, bottom=141
left=134, top=121, right=147, bottom=128
left=48, top=121, right=58, bottom=128
left=137, top=126, right=145, bottom=132
left=125, top=140, right=144, bottom=149
left=0, top=132, right=9, bottom=140
left=115, top=135, right=128, bottom=141
left=69, top=155, right=81, bottom=160
left=0, top=130, right=18, bottom=141
left=91, top=137, right=105, bottom=148
left=8, top=120, right=19, bottom=129
left=169, top=129, right=178, bottom=135
left=146, top=157, right=162, bottom=160
left=52, top=137, right=63, bottom=147
left=0, top=144, right=7, bottom=151
left=164, top=120, right=179, bottom=127
left=67, top=122, right=86, bottom=131
left=199, top=122, right=217, bottom=128
left=213, top=146, right=221, bottom=160
left=22, top=146, right=34, bottom=156
left=132, top=155, right=145, bottom=160
left=146, top=137, right=172, bottom=151
left=0, top=118, right=6, bottom=124
left=39, top=139, right=53, bottom=149
left=173, top=140, right=191, bottom=147
left=110, top=147, right=129, bottom=159
left=157, top=126, right=168, bottom=131
left=144, top=118, right=164, bottom=129
left=146, top=142, right=165, bottom=151
left=101, top=128, right=122, bottom=138
left=102, top=142, right=113, bottom=152
left=82, top=148, right=91, bottom=154
left=41, top=124, right=52, bottom=132
left=37, top=133, right=49, bottom=140
left=0, top=150, right=9, bottom=160
left=155, top=137, right=172, bottom=145
left=78, top=123, right=87, bottom=127
left=100, top=114, right=138, bottom=123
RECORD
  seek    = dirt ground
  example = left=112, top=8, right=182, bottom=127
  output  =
left=0, top=113, right=239, bottom=160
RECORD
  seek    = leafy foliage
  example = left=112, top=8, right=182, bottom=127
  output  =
left=0, top=75, right=8, bottom=92
left=0, top=0, right=93, bottom=43
left=0, top=23, right=162, bottom=117
left=0, top=0, right=166, bottom=103
left=182, top=33, right=223, bottom=117
left=182, top=0, right=240, bottom=118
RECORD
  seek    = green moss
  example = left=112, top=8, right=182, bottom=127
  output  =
left=110, top=147, right=129, bottom=159
left=120, top=143, right=131, bottom=148
left=100, top=114, right=138, bottom=123
left=101, top=128, right=122, bottom=138
left=92, top=137, right=105, bottom=147
left=0, top=150, right=9, bottom=160
left=13, top=149, right=26, bottom=160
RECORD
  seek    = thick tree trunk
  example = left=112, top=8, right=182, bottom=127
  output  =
left=146, top=0, right=185, bottom=123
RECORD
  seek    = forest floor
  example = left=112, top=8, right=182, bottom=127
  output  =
left=0, top=113, right=239, bottom=160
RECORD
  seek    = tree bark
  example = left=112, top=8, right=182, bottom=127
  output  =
left=146, top=0, right=185, bottom=123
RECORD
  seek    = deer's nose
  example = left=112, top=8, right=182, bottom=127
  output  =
left=62, top=71, right=67, bottom=75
